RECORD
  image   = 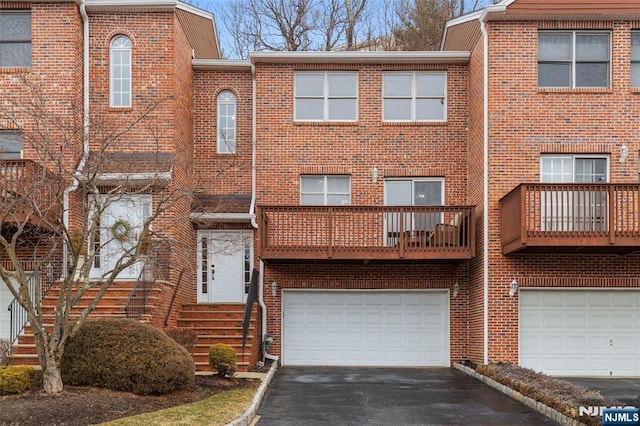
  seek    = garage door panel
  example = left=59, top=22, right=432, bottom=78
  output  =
left=283, top=290, right=448, bottom=367
left=520, top=290, right=640, bottom=376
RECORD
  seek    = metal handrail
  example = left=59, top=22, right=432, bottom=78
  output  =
left=124, top=253, right=156, bottom=320
left=164, top=269, right=185, bottom=327
left=7, top=272, right=41, bottom=344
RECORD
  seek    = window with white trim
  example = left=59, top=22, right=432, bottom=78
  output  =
left=0, top=11, right=31, bottom=68
left=632, top=31, right=640, bottom=88
left=294, top=72, right=357, bottom=121
left=300, top=175, right=350, bottom=205
left=0, top=131, right=22, bottom=159
left=383, top=72, right=446, bottom=121
left=217, top=91, right=236, bottom=153
left=110, top=35, right=132, bottom=107
left=538, top=31, right=610, bottom=88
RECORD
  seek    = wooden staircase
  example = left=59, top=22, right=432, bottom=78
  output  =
left=11, top=280, right=160, bottom=367
left=176, top=303, right=261, bottom=373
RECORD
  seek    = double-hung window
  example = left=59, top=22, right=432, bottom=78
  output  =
left=0, top=131, right=22, bottom=159
left=538, top=31, right=610, bottom=88
left=294, top=72, right=357, bottom=121
left=300, top=175, right=350, bottom=205
left=0, top=11, right=31, bottom=68
left=217, top=91, right=236, bottom=154
left=383, top=72, right=446, bottom=122
left=632, top=31, right=640, bottom=88
left=110, top=35, right=132, bottom=108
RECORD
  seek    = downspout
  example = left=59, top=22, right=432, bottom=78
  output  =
left=63, top=0, right=90, bottom=277
left=480, top=11, right=490, bottom=366
left=249, top=62, right=278, bottom=362
left=249, top=64, right=258, bottom=230
left=259, top=259, right=278, bottom=361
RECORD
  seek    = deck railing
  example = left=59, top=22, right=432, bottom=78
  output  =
left=500, top=183, right=640, bottom=254
left=258, top=205, right=475, bottom=261
left=0, top=159, right=60, bottom=227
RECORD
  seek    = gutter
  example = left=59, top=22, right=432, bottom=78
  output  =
left=63, top=0, right=91, bottom=277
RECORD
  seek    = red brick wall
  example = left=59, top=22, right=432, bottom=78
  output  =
left=254, top=61, right=472, bottom=363
left=193, top=69, right=253, bottom=196
left=485, top=20, right=640, bottom=363
left=0, top=2, right=83, bottom=274
left=466, top=34, right=486, bottom=365
left=262, top=263, right=469, bottom=363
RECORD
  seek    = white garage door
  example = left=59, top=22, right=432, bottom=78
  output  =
left=282, top=290, right=449, bottom=366
left=520, top=290, right=640, bottom=376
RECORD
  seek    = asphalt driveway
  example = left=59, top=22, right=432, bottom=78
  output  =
left=256, top=367, right=556, bottom=425
left=564, top=377, right=640, bottom=407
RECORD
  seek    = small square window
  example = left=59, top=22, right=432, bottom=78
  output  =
left=383, top=72, right=446, bottom=122
left=294, top=72, right=357, bottom=121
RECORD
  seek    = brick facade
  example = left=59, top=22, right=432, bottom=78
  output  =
left=3, top=0, right=640, bottom=373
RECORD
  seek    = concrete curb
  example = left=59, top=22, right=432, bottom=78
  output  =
left=453, top=363, right=586, bottom=426
left=226, top=361, right=278, bottom=426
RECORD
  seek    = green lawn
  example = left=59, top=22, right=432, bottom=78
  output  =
left=101, top=387, right=257, bottom=426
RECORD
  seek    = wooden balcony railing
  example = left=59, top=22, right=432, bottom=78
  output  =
left=500, top=183, right=640, bottom=254
left=258, top=205, right=475, bottom=261
left=1, top=160, right=60, bottom=229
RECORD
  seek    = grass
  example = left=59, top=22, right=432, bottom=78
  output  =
left=101, top=387, right=257, bottom=426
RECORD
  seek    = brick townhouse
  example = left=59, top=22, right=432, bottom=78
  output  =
left=1, top=0, right=639, bottom=376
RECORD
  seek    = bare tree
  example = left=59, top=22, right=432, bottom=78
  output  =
left=0, top=74, right=188, bottom=394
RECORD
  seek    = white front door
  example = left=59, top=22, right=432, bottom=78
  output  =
left=91, top=194, right=151, bottom=280
left=0, top=273, right=34, bottom=341
left=197, top=231, right=251, bottom=304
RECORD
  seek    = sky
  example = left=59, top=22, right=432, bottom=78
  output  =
left=187, top=0, right=497, bottom=59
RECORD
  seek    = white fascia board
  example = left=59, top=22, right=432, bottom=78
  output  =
left=95, top=172, right=172, bottom=183
left=189, top=213, right=255, bottom=223
left=176, top=1, right=213, bottom=20
left=83, top=0, right=177, bottom=11
left=250, top=51, right=470, bottom=65
left=192, top=59, right=253, bottom=71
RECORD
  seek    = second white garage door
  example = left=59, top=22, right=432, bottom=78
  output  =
left=520, top=290, right=640, bottom=377
left=282, top=290, right=449, bottom=366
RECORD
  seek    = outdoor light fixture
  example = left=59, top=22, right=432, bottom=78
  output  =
left=271, top=280, right=278, bottom=297
left=509, top=279, right=518, bottom=297
left=372, top=167, right=379, bottom=183
left=453, top=282, right=459, bottom=298
left=619, top=144, right=628, bottom=163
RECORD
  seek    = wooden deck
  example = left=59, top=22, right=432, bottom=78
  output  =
left=257, top=205, right=475, bottom=262
left=1, top=160, right=60, bottom=230
left=500, top=183, right=640, bottom=254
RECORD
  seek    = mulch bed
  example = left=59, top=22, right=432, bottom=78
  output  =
left=0, top=375, right=254, bottom=426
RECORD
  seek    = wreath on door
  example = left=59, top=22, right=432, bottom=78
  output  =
left=111, top=219, right=132, bottom=242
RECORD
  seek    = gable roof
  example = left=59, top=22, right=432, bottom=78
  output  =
left=176, top=3, right=220, bottom=59
left=441, top=0, right=640, bottom=52
left=81, top=0, right=220, bottom=60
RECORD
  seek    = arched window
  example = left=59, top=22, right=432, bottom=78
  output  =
left=110, top=35, right=131, bottom=107
left=217, top=91, right=236, bottom=154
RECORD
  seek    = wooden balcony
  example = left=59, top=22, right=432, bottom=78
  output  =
left=1, top=160, right=60, bottom=230
left=257, top=205, right=475, bottom=262
left=500, top=183, right=640, bottom=254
